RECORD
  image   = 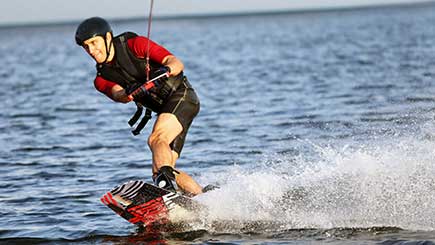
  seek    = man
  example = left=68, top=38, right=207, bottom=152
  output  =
left=75, top=16, right=203, bottom=196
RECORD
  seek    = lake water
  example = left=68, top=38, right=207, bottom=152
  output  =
left=2, top=2, right=435, bottom=244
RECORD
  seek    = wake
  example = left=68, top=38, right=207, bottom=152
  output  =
left=192, top=121, right=435, bottom=233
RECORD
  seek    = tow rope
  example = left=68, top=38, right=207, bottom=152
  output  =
left=145, top=0, right=154, bottom=82
left=128, top=0, right=159, bottom=136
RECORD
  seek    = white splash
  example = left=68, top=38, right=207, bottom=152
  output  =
left=193, top=121, right=435, bottom=232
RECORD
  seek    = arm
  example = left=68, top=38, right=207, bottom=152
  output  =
left=95, top=76, right=133, bottom=104
left=111, top=84, right=133, bottom=103
left=127, top=37, right=184, bottom=76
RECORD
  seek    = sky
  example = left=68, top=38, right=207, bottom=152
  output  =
left=1, top=0, right=433, bottom=26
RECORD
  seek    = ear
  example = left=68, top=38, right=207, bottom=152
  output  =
left=106, top=32, right=112, bottom=42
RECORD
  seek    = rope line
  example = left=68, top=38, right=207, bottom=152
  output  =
left=145, top=0, right=154, bottom=82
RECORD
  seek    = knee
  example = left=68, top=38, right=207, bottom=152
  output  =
left=148, top=132, right=169, bottom=149
left=147, top=133, right=157, bottom=149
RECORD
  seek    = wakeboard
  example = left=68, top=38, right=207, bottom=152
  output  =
left=101, top=180, right=203, bottom=228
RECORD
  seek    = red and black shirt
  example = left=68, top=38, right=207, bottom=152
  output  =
left=94, top=36, right=172, bottom=100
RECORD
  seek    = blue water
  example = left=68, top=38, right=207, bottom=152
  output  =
left=2, top=3, right=435, bottom=244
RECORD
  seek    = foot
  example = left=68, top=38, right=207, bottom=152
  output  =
left=153, top=166, right=179, bottom=192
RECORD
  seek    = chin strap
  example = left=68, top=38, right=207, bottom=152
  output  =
left=103, top=34, right=113, bottom=64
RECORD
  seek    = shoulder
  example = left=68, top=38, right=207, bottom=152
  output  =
left=126, top=35, right=151, bottom=47
left=119, top=34, right=172, bottom=62
left=125, top=36, right=149, bottom=58
left=113, top=32, right=148, bottom=50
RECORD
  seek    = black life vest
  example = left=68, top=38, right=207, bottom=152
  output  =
left=96, top=32, right=183, bottom=112
left=96, top=32, right=183, bottom=135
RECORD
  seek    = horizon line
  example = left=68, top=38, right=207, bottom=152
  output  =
left=0, top=1, right=433, bottom=29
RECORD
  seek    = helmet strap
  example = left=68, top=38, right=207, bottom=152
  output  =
left=102, top=33, right=113, bottom=63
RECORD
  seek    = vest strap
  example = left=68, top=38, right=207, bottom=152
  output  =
left=128, top=103, right=144, bottom=127
left=130, top=104, right=153, bottom=136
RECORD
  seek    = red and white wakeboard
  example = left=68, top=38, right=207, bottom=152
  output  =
left=101, top=180, right=202, bottom=228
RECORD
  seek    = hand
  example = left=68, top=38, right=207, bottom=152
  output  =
left=152, top=66, right=171, bottom=78
left=149, top=66, right=170, bottom=85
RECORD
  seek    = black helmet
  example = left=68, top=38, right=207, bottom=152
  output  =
left=75, top=17, right=112, bottom=45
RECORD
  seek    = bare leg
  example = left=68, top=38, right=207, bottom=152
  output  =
left=175, top=170, right=203, bottom=195
left=148, top=113, right=203, bottom=195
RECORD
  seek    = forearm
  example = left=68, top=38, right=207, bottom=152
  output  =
left=111, top=85, right=133, bottom=103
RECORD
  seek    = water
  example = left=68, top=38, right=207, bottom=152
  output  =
left=2, top=3, right=435, bottom=244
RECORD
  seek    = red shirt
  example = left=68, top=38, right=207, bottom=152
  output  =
left=94, top=36, right=172, bottom=99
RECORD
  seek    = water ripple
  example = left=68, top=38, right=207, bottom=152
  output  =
left=2, top=3, right=435, bottom=244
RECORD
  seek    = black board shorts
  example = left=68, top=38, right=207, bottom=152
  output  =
left=159, top=77, right=200, bottom=155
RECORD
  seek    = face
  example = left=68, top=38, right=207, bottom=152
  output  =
left=82, top=35, right=108, bottom=63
